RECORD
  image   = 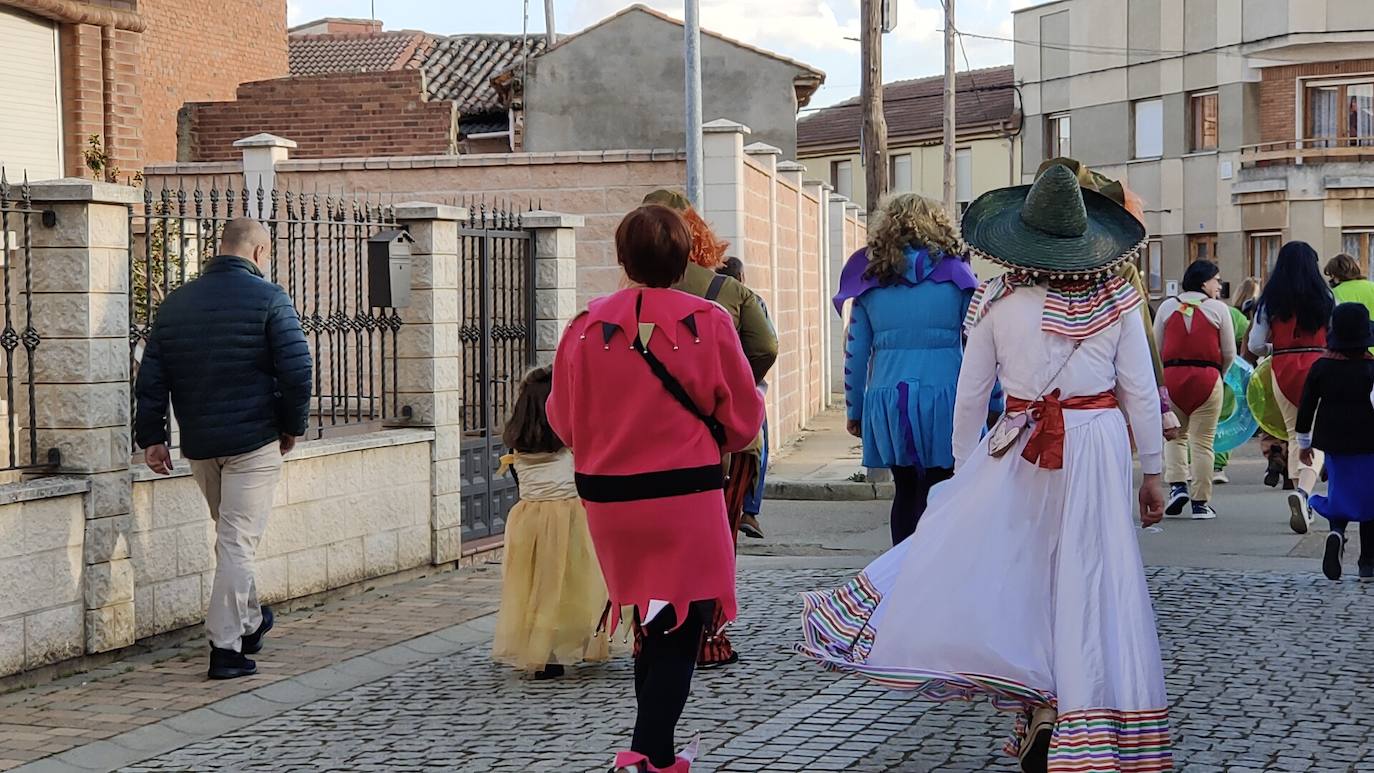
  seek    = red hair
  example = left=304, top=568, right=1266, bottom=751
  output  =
left=682, top=207, right=728, bottom=269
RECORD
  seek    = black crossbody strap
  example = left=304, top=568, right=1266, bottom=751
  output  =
left=631, top=293, right=727, bottom=446
left=705, top=274, right=728, bottom=303
left=633, top=338, right=728, bottom=446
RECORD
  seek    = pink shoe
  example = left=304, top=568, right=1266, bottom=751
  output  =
left=610, top=737, right=699, bottom=773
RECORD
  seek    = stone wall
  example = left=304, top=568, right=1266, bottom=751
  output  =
left=0, top=480, right=90, bottom=677
left=127, top=431, right=434, bottom=640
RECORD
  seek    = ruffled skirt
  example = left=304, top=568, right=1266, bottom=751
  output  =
left=861, top=378, right=957, bottom=470
left=492, top=497, right=611, bottom=672
left=799, top=408, right=1172, bottom=772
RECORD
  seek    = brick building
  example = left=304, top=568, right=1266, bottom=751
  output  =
left=0, top=0, right=286, bottom=180
left=1014, top=0, right=1374, bottom=292
left=176, top=18, right=544, bottom=161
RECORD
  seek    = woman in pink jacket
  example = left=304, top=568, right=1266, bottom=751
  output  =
left=547, top=205, right=766, bottom=773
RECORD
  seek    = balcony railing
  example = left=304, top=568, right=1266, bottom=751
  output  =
left=1240, top=137, right=1374, bottom=167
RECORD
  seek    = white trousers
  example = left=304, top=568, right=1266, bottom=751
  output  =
left=191, top=442, right=283, bottom=651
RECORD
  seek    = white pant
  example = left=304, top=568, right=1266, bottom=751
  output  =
left=191, top=442, right=283, bottom=651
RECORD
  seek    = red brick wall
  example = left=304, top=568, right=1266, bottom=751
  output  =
left=140, top=0, right=289, bottom=165
left=1259, top=59, right=1374, bottom=143
left=182, top=70, right=456, bottom=162
left=59, top=23, right=143, bottom=178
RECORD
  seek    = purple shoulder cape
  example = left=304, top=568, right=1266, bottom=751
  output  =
left=832, top=246, right=978, bottom=316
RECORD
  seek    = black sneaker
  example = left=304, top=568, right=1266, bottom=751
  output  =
left=241, top=606, right=274, bottom=655
left=738, top=514, right=764, bottom=539
left=1264, top=448, right=1285, bottom=488
left=1165, top=484, right=1189, bottom=517
left=1323, top=532, right=1345, bottom=581
left=1288, top=493, right=1313, bottom=535
left=1190, top=502, right=1218, bottom=520
left=534, top=664, right=565, bottom=680
left=208, top=647, right=257, bottom=680
left=1360, top=565, right=1374, bottom=582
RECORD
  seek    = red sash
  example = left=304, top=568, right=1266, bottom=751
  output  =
left=1006, top=390, right=1120, bottom=470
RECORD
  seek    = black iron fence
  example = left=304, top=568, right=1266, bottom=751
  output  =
left=0, top=172, right=56, bottom=473
left=128, top=181, right=404, bottom=451
left=458, top=201, right=535, bottom=543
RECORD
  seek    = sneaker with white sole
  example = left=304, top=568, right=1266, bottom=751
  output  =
left=1165, top=485, right=1190, bottom=517
left=1359, top=564, right=1374, bottom=582
left=1323, top=532, right=1344, bottom=581
left=1191, top=502, right=1218, bottom=520
left=1212, top=470, right=1229, bottom=484
left=1288, top=492, right=1313, bottom=535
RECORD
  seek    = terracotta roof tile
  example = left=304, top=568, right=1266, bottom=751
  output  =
left=288, top=31, right=428, bottom=77
left=420, top=35, right=547, bottom=115
left=798, top=65, right=1017, bottom=152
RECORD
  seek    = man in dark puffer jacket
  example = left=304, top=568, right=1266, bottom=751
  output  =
left=135, top=218, right=311, bottom=680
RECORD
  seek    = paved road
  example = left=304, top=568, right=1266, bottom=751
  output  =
left=121, top=562, right=1374, bottom=773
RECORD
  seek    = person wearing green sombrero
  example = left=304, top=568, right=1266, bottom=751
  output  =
left=798, top=165, right=1171, bottom=773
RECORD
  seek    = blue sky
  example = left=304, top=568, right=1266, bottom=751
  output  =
left=287, top=0, right=1025, bottom=109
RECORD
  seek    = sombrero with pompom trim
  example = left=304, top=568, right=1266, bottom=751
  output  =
left=960, top=163, right=1147, bottom=280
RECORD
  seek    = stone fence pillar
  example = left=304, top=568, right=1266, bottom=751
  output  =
left=235, top=134, right=297, bottom=219
left=392, top=202, right=465, bottom=564
left=524, top=211, right=584, bottom=366
left=701, top=119, right=750, bottom=253
left=28, top=178, right=141, bottom=655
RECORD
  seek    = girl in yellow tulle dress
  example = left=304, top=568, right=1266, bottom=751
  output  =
left=492, top=366, right=610, bottom=679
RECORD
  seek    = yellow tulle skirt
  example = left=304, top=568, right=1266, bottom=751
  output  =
left=492, top=497, right=612, bottom=672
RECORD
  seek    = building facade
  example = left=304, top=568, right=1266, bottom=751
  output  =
left=797, top=66, right=1021, bottom=216
left=509, top=5, right=824, bottom=159
left=0, top=0, right=286, bottom=180
left=1015, top=0, right=1374, bottom=296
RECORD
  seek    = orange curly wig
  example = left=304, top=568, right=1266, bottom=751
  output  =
left=682, top=207, right=729, bottom=269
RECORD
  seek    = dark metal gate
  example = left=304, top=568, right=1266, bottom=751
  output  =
left=459, top=204, right=535, bottom=544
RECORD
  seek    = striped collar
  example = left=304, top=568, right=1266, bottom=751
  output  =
left=965, top=272, right=1142, bottom=340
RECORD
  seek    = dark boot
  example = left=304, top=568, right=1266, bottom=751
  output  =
left=534, top=663, right=565, bottom=680
left=1019, top=707, right=1055, bottom=773
left=241, top=606, right=274, bottom=655
left=1265, top=447, right=1285, bottom=488
left=208, top=647, right=257, bottom=680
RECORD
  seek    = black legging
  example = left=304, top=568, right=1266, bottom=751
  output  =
left=890, top=465, right=953, bottom=545
left=632, top=601, right=712, bottom=768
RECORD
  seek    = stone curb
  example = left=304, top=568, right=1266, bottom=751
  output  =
left=11, top=613, right=500, bottom=773
left=764, top=479, right=894, bottom=501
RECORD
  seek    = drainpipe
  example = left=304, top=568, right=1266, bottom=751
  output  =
left=100, top=24, right=116, bottom=180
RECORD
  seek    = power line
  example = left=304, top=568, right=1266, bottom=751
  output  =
left=955, top=29, right=1254, bottom=59
left=798, top=83, right=1015, bottom=114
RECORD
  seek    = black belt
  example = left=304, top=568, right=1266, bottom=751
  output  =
left=576, top=464, right=724, bottom=504
left=1163, top=359, right=1222, bottom=372
left=1274, top=347, right=1324, bottom=355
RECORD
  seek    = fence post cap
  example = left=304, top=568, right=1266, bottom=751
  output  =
left=703, top=119, right=752, bottom=135
left=523, top=211, right=585, bottom=229
left=233, top=133, right=298, bottom=149
left=393, top=202, right=467, bottom=222
left=744, top=142, right=784, bottom=157
left=24, top=177, right=142, bottom=204
left=777, top=161, right=807, bottom=173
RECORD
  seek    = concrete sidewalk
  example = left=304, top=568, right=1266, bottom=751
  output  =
left=764, top=409, right=893, bottom=501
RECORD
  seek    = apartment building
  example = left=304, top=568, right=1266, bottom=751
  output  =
left=1014, top=0, right=1374, bottom=295
left=797, top=66, right=1021, bottom=213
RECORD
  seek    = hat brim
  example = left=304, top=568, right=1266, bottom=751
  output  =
left=961, top=184, right=1147, bottom=277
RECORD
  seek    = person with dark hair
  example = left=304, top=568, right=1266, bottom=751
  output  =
left=1327, top=253, right=1374, bottom=355
left=1153, top=259, right=1236, bottom=518
left=1297, top=303, right=1374, bottom=581
left=716, top=257, right=771, bottom=540
left=491, top=366, right=609, bottom=680
left=548, top=205, right=765, bottom=773
left=1250, top=241, right=1336, bottom=533
left=642, top=190, right=776, bottom=669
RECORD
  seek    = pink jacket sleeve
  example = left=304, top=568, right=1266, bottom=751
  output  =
left=709, top=309, right=767, bottom=453
left=546, top=316, right=580, bottom=451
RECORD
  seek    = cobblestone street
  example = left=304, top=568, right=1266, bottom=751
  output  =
left=110, top=565, right=1374, bottom=773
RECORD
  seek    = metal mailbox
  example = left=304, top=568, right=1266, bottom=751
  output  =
left=368, top=229, right=414, bottom=308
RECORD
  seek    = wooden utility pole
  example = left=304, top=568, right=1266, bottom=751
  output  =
left=544, top=0, right=556, bottom=46
left=860, top=0, right=887, bottom=215
left=942, top=0, right=957, bottom=216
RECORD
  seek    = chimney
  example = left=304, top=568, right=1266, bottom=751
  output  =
left=289, top=18, right=384, bottom=37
